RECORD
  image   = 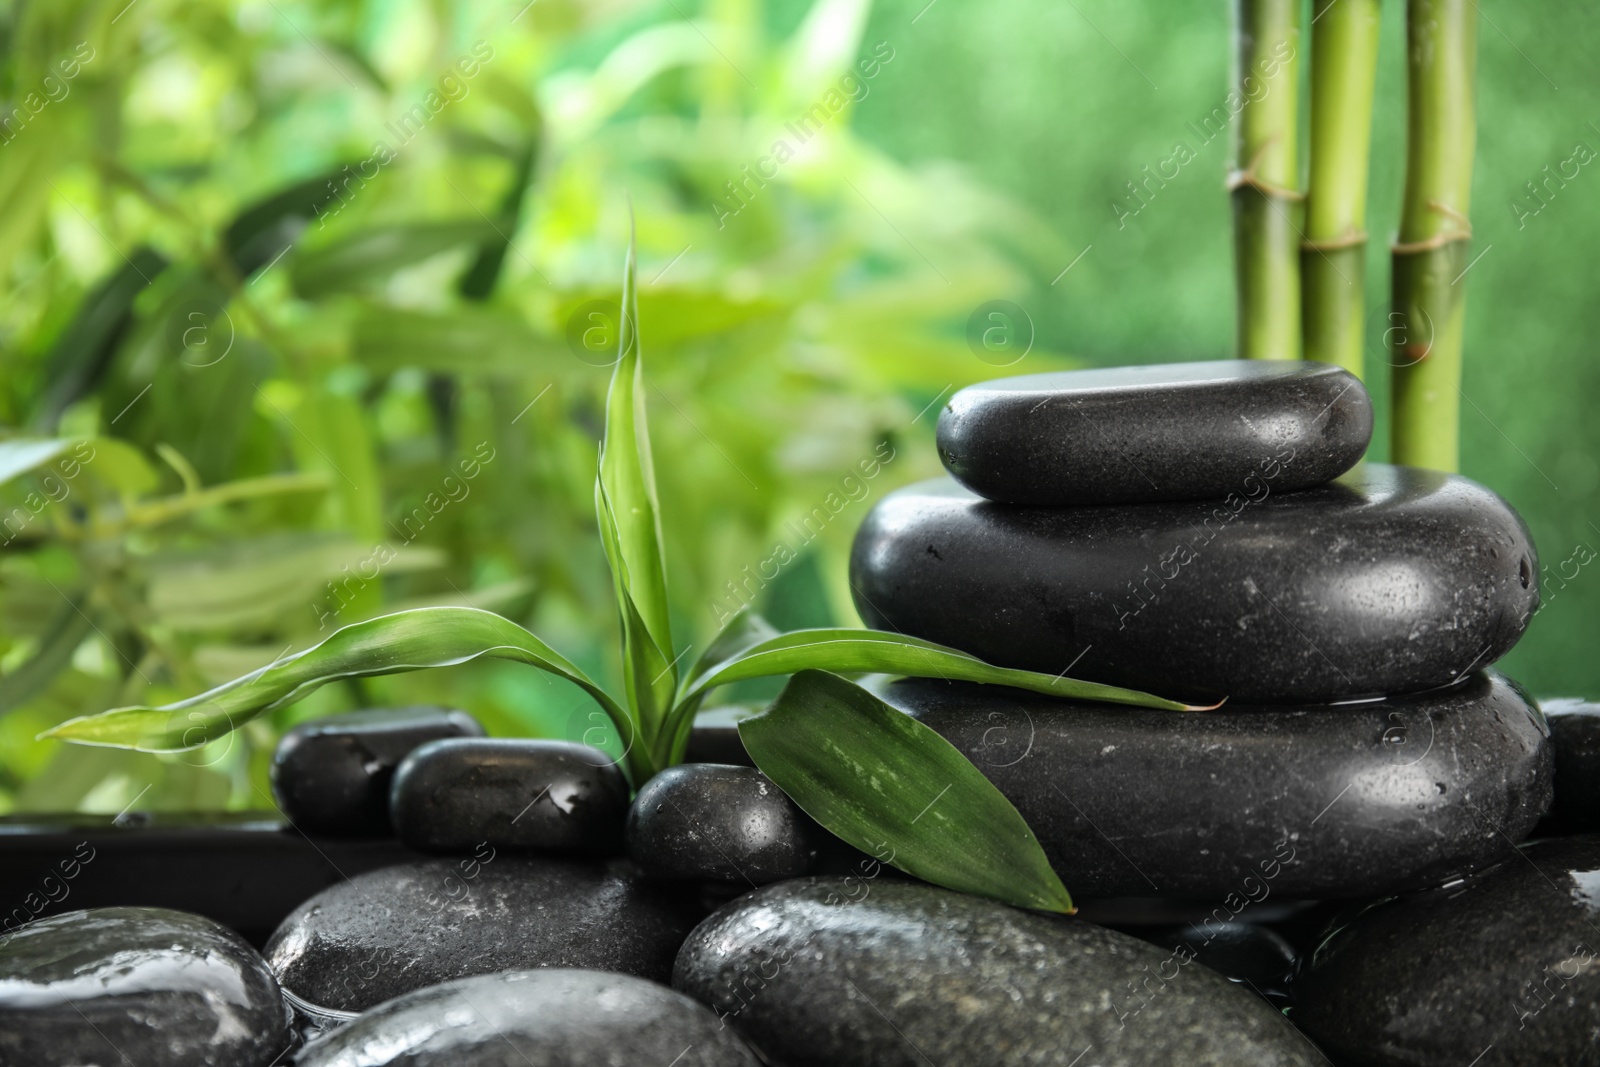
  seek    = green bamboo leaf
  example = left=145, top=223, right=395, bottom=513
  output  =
left=682, top=627, right=1203, bottom=710
left=740, top=670, right=1073, bottom=913
left=291, top=220, right=501, bottom=296
left=682, top=607, right=779, bottom=694
left=596, top=474, right=675, bottom=737
left=597, top=224, right=675, bottom=707
left=39, top=607, right=646, bottom=777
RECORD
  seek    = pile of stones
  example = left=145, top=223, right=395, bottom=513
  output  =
left=3, top=361, right=1598, bottom=1067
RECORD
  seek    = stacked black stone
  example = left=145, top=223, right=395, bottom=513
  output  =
left=849, top=360, right=1552, bottom=900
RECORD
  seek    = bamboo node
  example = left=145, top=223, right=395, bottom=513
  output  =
left=1226, top=169, right=1305, bottom=201
left=1391, top=229, right=1471, bottom=254
left=1301, top=230, right=1368, bottom=252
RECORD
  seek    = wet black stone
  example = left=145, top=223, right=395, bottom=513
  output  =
left=851, top=465, right=1538, bottom=704
left=1539, top=698, right=1600, bottom=832
left=263, top=856, right=699, bottom=1013
left=297, top=969, right=761, bottom=1066
left=390, top=738, right=628, bottom=855
left=626, top=764, right=816, bottom=884
left=673, top=878, right=1322, bottom=1066
left=1139, top=922, right=1297, bottom=1007
left=877, top=671, right=1551, bottom=898
left=683, top=706, right=757, bottom=767
left=1296, top=837, right=1600, bottom=1067
left=936, top=360, right=1372, bottom=505
left=271, top=707, right=484, bottom=836
left=0, top=907, right=290, bottom=1066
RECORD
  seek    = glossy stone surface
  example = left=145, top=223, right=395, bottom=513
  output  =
left=851, top=465, right=1538, bottom=703
left=390, top=739, right=629, bottom=855
left=0, top=907, right=290, bottom=1066
left=674, top=878, right=1322, bottom=1066
left=1297, top=837, right=1600, bottom=1066
left=297, top=969, right=761, bottom=1066
left=271, top=707, right=484, bottom=836
left=936, top=360, right=1372, bottom=505
left=264, top=857, right=699, bottom=1013
left=1539, top=698, right=1600, bottom=831
left=626, top=764, right=816, bottom=884
left=877, top=671, right=1551, bottom=897
left=1139, top=922, right=1297, bottom=1007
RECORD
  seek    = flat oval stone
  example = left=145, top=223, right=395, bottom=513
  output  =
left=851, top=465, right=1538, bottom=703
left=936, top=360, right=1373, bottom=505
left=297, top=969, right=761, bottom=1066
left=271, top=707, right=484, bottom=836
left=390, top=739, right=629, bottom=855
left=1539, top=698, right=1600, bottom=831
left=0, top=906, right=290, bottom=1066
left=264, top=857, right=699, bottom=1013
left=1296, top=837, right=1600, bottom=1066
left=673, top=878, right=1323, bottom=1066
left=626, top=764, right=816, bottom=884
left=878, top=671, right=1551, bottom=897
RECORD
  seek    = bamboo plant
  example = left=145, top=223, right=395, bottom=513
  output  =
left=1391, top=0, right=1477, bottom=470
left=1231, top=0, right=1303, bottom=361
left=1302, top=0, right=1382, bottom=377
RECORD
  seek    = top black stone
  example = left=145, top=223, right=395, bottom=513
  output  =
left=937, top=359, right=1373, bottom=505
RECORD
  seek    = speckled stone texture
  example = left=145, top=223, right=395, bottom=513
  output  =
left=0, top=907, right=291, bottom=1067
left=263, top=857, right=699, bottom=1013
left=673, top=878, right=1323, bottom=1067
left=877, top=673, right=1551, bottom=898
left=296, top=969, right=762, bottom=1067
left=626, top=764, right=817, bottom=884
left=1296, top=837, right=1600, bottom=1067
left=390, top=738, right=629, bottom=855
left=936, top=360, right=1372, bottom=505
left=1538, top=698, right=1600, bottom=832
left=271, top=707, right=484, bottom=836
left=850, top=465, right=1538, bottom=704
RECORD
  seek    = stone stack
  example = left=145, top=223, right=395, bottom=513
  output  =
left=850, top=360, right=1552, bottom=899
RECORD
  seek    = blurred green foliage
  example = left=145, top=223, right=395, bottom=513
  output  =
left=0, top=0, right=1068, bottom=813
left=4, top=0, right=1593, bottom=814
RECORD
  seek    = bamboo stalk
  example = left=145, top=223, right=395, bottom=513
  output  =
left=1391, top=0, right=1477, bottom=470
left=1303, top=0, right=1381, bottom=377
left=1232, top=0, right=1303, bottom=361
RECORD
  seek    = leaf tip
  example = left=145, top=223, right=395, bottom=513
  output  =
left=1185, top=696, right=1229, bottom=712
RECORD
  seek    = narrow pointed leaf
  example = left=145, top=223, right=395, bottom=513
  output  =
left=681, top=607, right=779, bottom=695
left=685, top=627, right=1201, bottom=710
left=741, top=670, right=1073, bottom=913
left=596, top=226, right=674, bottom=692
left=40, top=607, right=643, bottom=775
left=596, top=475, right=676, bottom=732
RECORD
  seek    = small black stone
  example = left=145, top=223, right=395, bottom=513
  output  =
left=936, top=360, right=1372, bottom=505
left=0, top=907, right=291, bottom=1066
left=390, top=738, right=629, bottom=855
left=626, top=764, right=816, bottom=885
left=1539, top=698, right=1600, bottom=832
left=270, top=707, right=484, bottom=836
left=296, top=969, right=762, bottom=1066
left=851, top=465, right=1539, bottom=703
left=682, top=706, right=757, bottom=767
left=263, top=856, right=700, bottom=1013
left=673, top=877, right=1323, bottom=1066
left=878, top=671, right=1551, bottom=898
left=1296, top=837, right=1600, bottom=1066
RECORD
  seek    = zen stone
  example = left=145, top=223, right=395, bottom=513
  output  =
left=1538, top=698, right=1600, bottom=832
left=390, top=738, right=629, bottom=855
left=936, top=360, right=1372, bottom=505
left=1296, top=837, right=1600, bottom=1066
left=674, top=878, right=1322, bottom=1066
left=877, top=671, right=1551, bottom=898
left=0, top=907, right=290, bottom=1066
left=271, top=706, right=484, bottom=836
left=626, top=764, right=816, bottom=884
left=683, top=706, right=757, bottom=767
left=297, top=969, right=761, bottom=1067
left=851, top=465, right=1538, bottom=704
left=264, top=856, right=699, bottom=1013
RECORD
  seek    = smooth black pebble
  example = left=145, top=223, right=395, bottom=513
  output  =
left=851, top=465, right=1538, bottom=703
left=390, top=738, right=629, bottom=855
left=627, top=764, right=816, bottom=884
left=1539, top=698, right=1600, bottom=832
left=936, top=360, right=1372, bottom=505
left=271, top=706, right=483, bottom=836
left=0, top=907, right=290, bottom=1066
